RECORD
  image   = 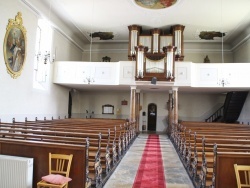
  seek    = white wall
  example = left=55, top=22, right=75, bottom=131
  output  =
left=72, top=90, right=226, bottom=132
left=82, top=41, right=235, bottom=63
left=1, top=0, right=249, bottom=127
left=0, top=0, right=83, bottom=122
left=72, top=91, right=131, bottom=119
left=238, top=92, right=250, bottom=124
left=233, top=38, right=250, bottom=124
left=233, top=38, right=250, bottom=63
left=82, top=43, right=128, bottom=62
left=53, top=30, right=83, bottom=61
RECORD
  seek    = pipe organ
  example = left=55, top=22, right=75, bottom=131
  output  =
left=171, top=25, right=185, bottom=61
left=128, top=24, right=184, bottom=81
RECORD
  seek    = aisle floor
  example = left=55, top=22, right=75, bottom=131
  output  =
left=104, top=133, right=194, bottom=188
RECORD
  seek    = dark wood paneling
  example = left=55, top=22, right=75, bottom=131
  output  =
left=216, top=152, right=250, bottom=188
left=0, top=139, right=86, bottom=188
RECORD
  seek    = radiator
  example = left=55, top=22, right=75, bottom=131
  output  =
left=0, top=155, right=33, bottom=188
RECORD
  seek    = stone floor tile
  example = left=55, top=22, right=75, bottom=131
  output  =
left=103, top=133, right=194, bottom=188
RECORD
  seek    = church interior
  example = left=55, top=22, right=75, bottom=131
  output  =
left=0, top=0, right=250, bottom=187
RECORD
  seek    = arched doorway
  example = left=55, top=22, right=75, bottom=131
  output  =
left=147, top=103, right=157, bottom=131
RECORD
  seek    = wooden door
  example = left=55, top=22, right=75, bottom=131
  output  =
left=147, top=103, right=157, bottom=131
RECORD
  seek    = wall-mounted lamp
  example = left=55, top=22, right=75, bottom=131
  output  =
left=35, top=50, right=52, bottom=64
left=43, top=51, right=50, bottom=64
left=85, top=76, right=95, bottom=84
left=218, top=78, right=230, bottom=87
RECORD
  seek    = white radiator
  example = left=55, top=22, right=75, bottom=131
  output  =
left=0, top=155, right=33, bottom=188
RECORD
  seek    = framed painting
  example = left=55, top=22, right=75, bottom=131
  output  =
left=3, top=12, right=27, bottom=79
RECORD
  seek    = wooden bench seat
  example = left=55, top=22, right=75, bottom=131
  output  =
left=170, top=121, right=250, bottom=188
left=0, top=137, right=88, bottom=188
left=0, top=118, right=137, bottom=187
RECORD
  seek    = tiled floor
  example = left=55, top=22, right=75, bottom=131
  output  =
left=104, top=133, right=194, bottom=188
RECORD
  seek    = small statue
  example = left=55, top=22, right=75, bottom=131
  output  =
left=102, top=56, right=111, bottom=62
left=204, top=55, right=210, bottom=63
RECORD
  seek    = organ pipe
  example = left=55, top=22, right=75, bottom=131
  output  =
left=163, top=46, right=177, bottom=80
left=171, top=25, right=185, bottom=61
left=135, top=45, right=148, bottom=78
left=151, top=28, right=161, bottom=53
left=128, top=25, right=141, bottom=60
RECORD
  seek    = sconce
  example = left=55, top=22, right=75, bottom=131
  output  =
left=44, top=51, right=50, bottom=64
left=36, top=51, right=41, bottom=61
left=35, top=51, right=51, bottom=64
left=218, top=78, right=230, bottom=87
left=85, top=76, right=95, bottom=84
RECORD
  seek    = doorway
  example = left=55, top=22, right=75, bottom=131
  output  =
left=147, top=103, right=157, bottom=131
left=68, top=92, right=72, bottom=118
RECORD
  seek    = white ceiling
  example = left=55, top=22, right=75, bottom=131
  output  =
left=33, top=0, right=250, bottom=93
left=47, top=0, right=250, bottom=44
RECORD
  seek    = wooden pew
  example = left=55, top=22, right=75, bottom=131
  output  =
left=0, top=138, right=88, bottom=188
left=0, top=126, right=112, bottom=187
left=170, top=121, right=250, bottom=188
left=0, top=120, right=131, bottom=166
left=0, top=118, right=137, bottom=187
left=215, top=152, right=250, bottom=188
left=5, top=118, right=136, bottom=158
left=0, top=127, right=102, bottom=187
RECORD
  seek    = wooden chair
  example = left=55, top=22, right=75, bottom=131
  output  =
left=234, top=164, right=250, bottom=188
left=37, top=153, right=73, bottom=188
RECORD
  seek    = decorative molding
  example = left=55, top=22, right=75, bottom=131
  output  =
left=21, top=0, right=84, bottom=52
left=83, top=48, right=127, bottom=53
left=231, top=34, right=250, bottom=52
left=185, top=49, right=232, bottom=53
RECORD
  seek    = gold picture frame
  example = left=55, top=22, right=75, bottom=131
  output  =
left=3, top=12, right=27, bottom=79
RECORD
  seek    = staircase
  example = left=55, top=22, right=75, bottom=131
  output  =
left=205, top=91, right=249, bottom=123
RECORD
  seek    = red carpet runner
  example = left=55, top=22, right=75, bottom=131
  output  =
left=133, top=134, right=166, bottom=188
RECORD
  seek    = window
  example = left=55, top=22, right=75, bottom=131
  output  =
left=33, top=19, right=52, bottom=90
left=102, top=104, right=114, bottom=114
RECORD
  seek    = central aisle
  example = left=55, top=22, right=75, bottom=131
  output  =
left=104, top=133, right=194, bottom=188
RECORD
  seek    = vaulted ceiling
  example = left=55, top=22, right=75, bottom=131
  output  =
left=39, top=0, right=250, bottom=47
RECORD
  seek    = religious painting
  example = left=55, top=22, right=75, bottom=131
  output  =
left=135, top=0, right=177, bottom=9
left=3, top=12, right=27, bottom=79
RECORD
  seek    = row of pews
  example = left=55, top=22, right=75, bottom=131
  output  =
left=0, top=117, right=137, bottom=188
left=170, top=121, right=250, bottom=188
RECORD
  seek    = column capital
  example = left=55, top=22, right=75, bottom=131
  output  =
left=130, top=86, right=137, bottom=90
left=172, top=86, right=178, bottom=91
